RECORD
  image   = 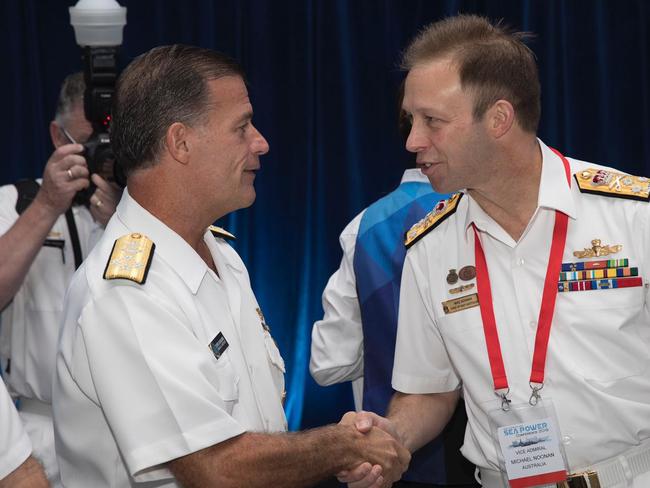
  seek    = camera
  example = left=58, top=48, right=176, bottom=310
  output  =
left=73, top=46, right=126, bottom=206
left=69, top=1, right=127, bottom=207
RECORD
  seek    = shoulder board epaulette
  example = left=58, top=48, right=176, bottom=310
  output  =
left=208, top=225, right=236, bottom=240
left=575, top=168, right=650, bottom=202
left=103, top=233, right=155, bottom=285
left=405, top=193, right=463, bottom=249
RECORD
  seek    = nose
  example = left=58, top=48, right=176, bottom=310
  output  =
left=251, top=124, right=270, bottom=155
left=405, top=120, right=429, bottom=154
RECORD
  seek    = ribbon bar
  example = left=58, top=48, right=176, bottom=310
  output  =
left=559, top=266, right=638, bottom=282
left=561, top=258, right=628, bottom=272
left=557, top=276, right=643, bottom=292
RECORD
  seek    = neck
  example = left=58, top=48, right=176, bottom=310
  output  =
left=128, top=167, right=215, bottom=253
left=468, top=139, right=542, bottom=241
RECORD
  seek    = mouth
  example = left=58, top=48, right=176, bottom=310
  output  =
left=416, top=161, right=440, bottom=175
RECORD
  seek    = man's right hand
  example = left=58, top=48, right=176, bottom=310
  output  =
left=339, top=412, right=410, bottom=488
left=34, top=143, right=89, bottom=216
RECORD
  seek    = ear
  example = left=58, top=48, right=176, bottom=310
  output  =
left=165, top=122, right=191, bottom=165
left=49, top=121, right=66, bottom=148
left=486, top=100, right=515, bottom=139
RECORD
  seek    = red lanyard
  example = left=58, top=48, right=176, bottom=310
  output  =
left=472, top=149, right=571, bottom=406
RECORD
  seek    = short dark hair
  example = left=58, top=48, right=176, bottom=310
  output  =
left=111, top=44, right=245, bottom=176
left=402, top=15, right=541, bottom=133
left=55, top=72, right=85, bottom=124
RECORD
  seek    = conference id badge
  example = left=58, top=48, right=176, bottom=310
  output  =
left=487, top=399, right=568, bottom=488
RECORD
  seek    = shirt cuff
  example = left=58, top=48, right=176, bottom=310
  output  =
left=392, top=371, right=459, bottom=394
left=129, top=415, right=246, bottom=482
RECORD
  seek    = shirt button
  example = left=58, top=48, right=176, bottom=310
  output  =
left=529, top=321, right=536, bottom=328
left=518, top=258, right=525, bottom=266
left=561, top=435, right=573, bottom=445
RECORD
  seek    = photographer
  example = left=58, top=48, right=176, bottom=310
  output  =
left=0, top=72, right=120, bottom=486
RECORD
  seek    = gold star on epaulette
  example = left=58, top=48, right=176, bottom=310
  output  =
left=575, top=168, right=650, bottom=201
left=404, top=193, right=463, bottom=249
left=103, top=233, right=155, bottom=284
left=208, top=225, right=236, bottom=240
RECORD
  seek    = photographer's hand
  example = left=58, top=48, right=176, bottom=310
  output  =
left=0, top=143, right=88, bottom=309
left=34, top=143, right=89, bottom=218
left=89, top=174, right=122, bottom=227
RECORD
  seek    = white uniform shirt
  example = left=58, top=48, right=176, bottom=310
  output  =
left=54, top=190, right=287, bottom=487
left=310, top=169, right=429, bottom=408
left=0, top=380, right=31, bottom=480
left=393, top=141, right=650, bottom=472
left=0, top=181, right=102, bottom=401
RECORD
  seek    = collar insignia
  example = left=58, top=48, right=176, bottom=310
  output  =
left=208, top=225, right=236, bottom=240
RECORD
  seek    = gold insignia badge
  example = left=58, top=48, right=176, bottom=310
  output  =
left=449, top=283, right=475, bottom=295
left=573, top=239, right=622, bottom=259
left=575, top=168, right=650, bottom=201
left=208, top=225, right=236, bottom=240
left=103, top=233, right=155, bottom=284
left=405, top=193, right=463, bottom=249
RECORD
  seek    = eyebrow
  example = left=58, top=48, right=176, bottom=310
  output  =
left=234, top=111, right=254, bottom=126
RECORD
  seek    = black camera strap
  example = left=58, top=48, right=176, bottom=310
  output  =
left=14, top=179, right=83, bottom=269
left=14, top=179, right=40, bottom=215
left=63, top=208, right=83, bottom=270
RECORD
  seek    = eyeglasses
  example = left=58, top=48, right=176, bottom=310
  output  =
left=61, top=126, right=79, bottom=145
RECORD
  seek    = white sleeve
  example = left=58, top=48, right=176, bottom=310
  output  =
left=310, top=212, right=365, bottom=386
left=77, top=286, right=245, bottom=480
left=0, top=184, right=19, bottom=237
left=392, top=248, right=460, bottom=394
left=0, top=381, right=31, bottom=480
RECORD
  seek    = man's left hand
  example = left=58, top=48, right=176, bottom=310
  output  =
left=89, top=174, right=122, bottom=226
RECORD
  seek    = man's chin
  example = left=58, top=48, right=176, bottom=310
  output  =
left=426, top=174, right=463, bottom=195
left=240, top=190, right=257, bottom=209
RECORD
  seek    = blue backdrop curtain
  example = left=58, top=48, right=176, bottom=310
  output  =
left=1, top=0, right=649, bottom=431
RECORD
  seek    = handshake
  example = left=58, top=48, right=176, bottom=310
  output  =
left=336, top=411, right=411, bottom=488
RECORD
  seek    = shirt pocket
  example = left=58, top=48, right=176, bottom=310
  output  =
left=436, top=305, right=497, bottom=404
left=210, top=351, right=240, bottom=412
left=553, top=285, right=650, bottom=382
left=263, top=330, right=286, bottom=401
left=24, top=244, right=68, bottom=312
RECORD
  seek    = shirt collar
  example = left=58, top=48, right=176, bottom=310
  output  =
left=463, top=139, right=578, bottom=235
left=115, top=189, right=209, bottom=294
left=536, top=139, right=577, bottom=219
left=400, top=168, right=430, bottom=184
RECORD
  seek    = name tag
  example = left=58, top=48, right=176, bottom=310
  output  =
left=43, top=238, right=65, bottom=249
left=209, top=332, right=229, bottom=360
left=497, top=417, right=566, bottom=487
left=488, top=400, right=568, bottom=488
left=442, top=293, right=479, bottom=314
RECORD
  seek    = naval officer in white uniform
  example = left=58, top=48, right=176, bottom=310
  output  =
left=53, top=44, right=409, bottom=488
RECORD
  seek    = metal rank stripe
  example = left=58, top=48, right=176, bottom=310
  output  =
left=561, top=258, right=628, bottom=272
left=559, top=266, right=638, bottom=282
left=557, top=276, right=643, bottom=292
